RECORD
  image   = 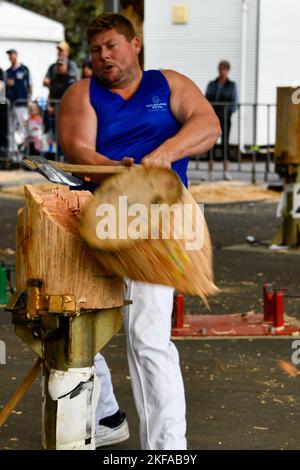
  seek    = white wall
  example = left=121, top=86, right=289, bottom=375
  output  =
left=144, top=0, right=250, bottom=147
left=257, top=0, right=300, bottom=145
left=144, top=0, right=241, bottom=92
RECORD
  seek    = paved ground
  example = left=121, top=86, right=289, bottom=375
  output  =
left=0, top=175, right=300, bottom=450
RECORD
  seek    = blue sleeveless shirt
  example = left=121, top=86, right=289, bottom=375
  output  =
left=86, top=70, right=189, bottom=189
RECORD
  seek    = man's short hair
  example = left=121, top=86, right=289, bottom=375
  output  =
left=87, top=13, right=136, bottom=43
left=218, top=60, right=231, bottom=71
left=6, top=49, right=17, bottom=55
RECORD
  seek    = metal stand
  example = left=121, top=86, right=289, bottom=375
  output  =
left=6, top=279, right=123, bottom=449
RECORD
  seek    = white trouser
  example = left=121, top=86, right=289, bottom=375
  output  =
left=94, top=352, right=119, bottom=422
left=8, top=105, right=28, bottom=153
left=94, top=280, right=187, bottom=450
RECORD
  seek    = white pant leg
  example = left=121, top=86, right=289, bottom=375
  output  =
left=15, top=106, right=28, bottom=137
left=8, top=107, right=17, bottom=152
left=123, top=280, right=186, bottom=450
left=94, top=352, right=119, bottom=422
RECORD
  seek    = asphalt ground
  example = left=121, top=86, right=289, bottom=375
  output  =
left=0, top=192, right=300, bottom=450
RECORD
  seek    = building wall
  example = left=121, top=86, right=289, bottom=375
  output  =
left=257, top=0, right=300, bottom=145
left=144, top=0, right=257, bottom=147
left=144, top=0, right=241, bottom=93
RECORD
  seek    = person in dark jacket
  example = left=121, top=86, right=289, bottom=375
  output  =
left=5, top=49, right=32, bottom=155
left=206, top=60, right=238, bottom=180
left=45, top=58, right=76, bottom=140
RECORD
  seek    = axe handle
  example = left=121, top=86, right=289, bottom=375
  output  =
left=52, top=162, right=129, bottom=174
left=0, top=357, right=42, bottom=427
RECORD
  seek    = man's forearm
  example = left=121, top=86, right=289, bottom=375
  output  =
left=64, top=145, right=119, bottom=166
left=144, top=115, right=221, bottom=164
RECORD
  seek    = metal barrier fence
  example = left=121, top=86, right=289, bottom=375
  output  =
left=0, top=98, right=278, bottom=183
left=191, top=102, right=277, bottom=183
left=0, top=97, right=61, bottom=168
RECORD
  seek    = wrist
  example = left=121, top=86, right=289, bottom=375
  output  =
left=159, top=138, right=183, bottom=163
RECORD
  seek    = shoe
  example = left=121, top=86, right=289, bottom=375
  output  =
left=95, top=410, right=130, bottom=448
left=224, top=172, right=232, bottom=181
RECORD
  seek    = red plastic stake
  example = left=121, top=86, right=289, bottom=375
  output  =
left=173, top=293, right=184, bottom=329
left=263, top=284, right=274, bottom=322
left=263, top=284, right=285, bottom=328
left=274, top=291, right=284, bottom=328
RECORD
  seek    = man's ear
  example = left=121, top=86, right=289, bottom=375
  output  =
left=132, top=36, right=142, bottom=55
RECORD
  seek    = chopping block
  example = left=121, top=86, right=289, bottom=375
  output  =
left=5, top=184, right=125, bottom=449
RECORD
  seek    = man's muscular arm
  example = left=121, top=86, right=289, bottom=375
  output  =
left=58, top=79, right=118, bottom=166
left=141, top=70, right=221, bottom=168
left=58, top=79, right=134, bottom=169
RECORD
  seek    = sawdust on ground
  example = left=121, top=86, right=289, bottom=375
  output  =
left=0, top=171, right=281, bottom=204
left=189, top=181, right=280, bottom=204
left=0, top=182, right=65, bottom=198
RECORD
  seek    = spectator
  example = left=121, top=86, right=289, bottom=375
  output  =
left=81, top=58, right=93, bottom=79
left=5, top=49, right=32, bottom=156
left=43, top=41, right=77, bottom=88
left=26, top=101, right=43, bottom=155
left=206, top=60, right=238, bottom=180
left=0, top=66, right=8, bottom=156
left=45, top=58, right=76, bottom=144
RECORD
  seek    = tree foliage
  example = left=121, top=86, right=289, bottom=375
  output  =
left=8, top=0, right=104, bottom=62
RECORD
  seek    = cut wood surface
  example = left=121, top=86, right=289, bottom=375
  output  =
left=16, top=185, right=124, bottom=311
left=79, top=166, right=182, bottom=251
left=79, top=168, right=217, bottom=302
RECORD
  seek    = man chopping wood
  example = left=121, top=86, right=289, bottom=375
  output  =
left=58, top=13, right=220, bottom=450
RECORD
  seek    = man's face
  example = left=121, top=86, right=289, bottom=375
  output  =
left=58, top=48, right=68, bottom=59
left=8, top=52, right=17, bottom=65
left=219, top=65, right=229, bottom=80
left=89, top=28, right=141, bottom=88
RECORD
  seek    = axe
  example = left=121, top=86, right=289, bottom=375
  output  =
left=23, top=155, right=128, bottom=187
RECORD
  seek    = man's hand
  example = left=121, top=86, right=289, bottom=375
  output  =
left=43, top=77, right=51, bottom=88
left=118, top=157, right=135, bottom=167
left=141, top=151, right=172, bottom=169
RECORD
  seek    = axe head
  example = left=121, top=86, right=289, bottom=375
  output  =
left=23, top=155, right=83, bottom=187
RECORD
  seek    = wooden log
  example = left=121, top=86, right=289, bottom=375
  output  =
left=79, top=166, right=182, bottom=251
left=79, top=168, right=217, bottom=303
left=275, top=87, right=300, bottom=164
left=16, top=185, right=124, bottom=311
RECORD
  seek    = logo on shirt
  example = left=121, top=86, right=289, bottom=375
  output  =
left=146, top=96, right=167, bottom=112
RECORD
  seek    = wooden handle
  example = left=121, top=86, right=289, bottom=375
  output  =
left=0, top=357, right=42, bottom=427
left=52, top=162, right=130, bottom=174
